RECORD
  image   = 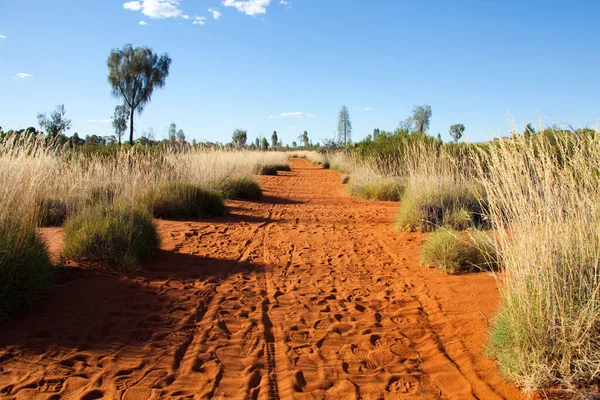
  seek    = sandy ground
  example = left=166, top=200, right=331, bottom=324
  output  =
left=0, top=158, right=527, bottom=399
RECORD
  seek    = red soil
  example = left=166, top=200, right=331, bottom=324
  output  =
left=0, top=158, right=527, bottom=399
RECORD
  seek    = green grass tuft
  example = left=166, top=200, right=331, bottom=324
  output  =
left=0, top=217, right=53, bottom=321
left=62, top=204, right=159, bottom=271
left=253, top=163, right=292, bottom=176
left=395, top=182, right=487, bottom=232
left=140, top=183, right=226, bottom=219
left=348, top=181, right=404, bottom=201
left=219, top=177, right=263, bottom=201
left=420, top=229, right=499, bottom=274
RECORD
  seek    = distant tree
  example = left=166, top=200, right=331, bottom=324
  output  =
left=524, top=123, right=535, bottom=138
left=176, top=129, right=185, bottom=143
left=412, top=105, right=432, bottom=135
left=337, top=105, right=352, bottom=145
left=299, top=131, right=309, bottom=148
left=168, top=122, right=177, bottom=143
left=373, top=128, right=380, bottom=140
left=37, top=104, right=72, bottom=138
left=399, top=117, right=414, bottom=133
left=261, top=137, right=269, bottom=151
left=232, top=129, right=247, bottom=148
left=112, top=104, right=128, bottom=146
left=271, top=130, right=278, bottom=150
left=292, top=141, right=297, bottom=148
left=448, top=123, right=465, bottom=142
left=69, top=132, right=83, bottom=147
left=255, top=137, right=260, bottom=148
left=107, top=43, right=172, bottom=145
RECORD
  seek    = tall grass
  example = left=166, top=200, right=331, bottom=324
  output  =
left=395, top=142, right=486, bottom=231
left=478, top=131, right=600, bottom=392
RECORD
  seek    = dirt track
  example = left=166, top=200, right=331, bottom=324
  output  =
left=0, top=158, right=525, bottom=399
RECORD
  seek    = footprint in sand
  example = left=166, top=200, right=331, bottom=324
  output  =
left=386, top=374, right=420, bottom=395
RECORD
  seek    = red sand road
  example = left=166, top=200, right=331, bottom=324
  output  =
left=0, top=158, right=527, bottom=399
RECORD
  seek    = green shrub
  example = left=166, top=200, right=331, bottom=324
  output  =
left=253, top=163, right=291, bottom=175
left=37, top=197, right=74, bottom=227
left=219, top=177, right=263, bottom=201
left=140, top=183, right=226, bottom=219
left=0, top=217, right=53, bottom=321
left=395, top=181, right=487, bottom=232
left=62, top=205, right=159, bottom=271
left=420, top=229, right=499, bottom=274
left=349, top=181, right=404, bottom=201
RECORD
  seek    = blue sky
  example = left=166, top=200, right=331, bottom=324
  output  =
left=1, top=0, right=599, bottom=144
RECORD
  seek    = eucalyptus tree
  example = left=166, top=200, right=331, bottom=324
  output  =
left=337, top=105, right=352, bottom=145
left=37, top=104, right=71, bottom=138
left=112, top=104, right=129, bottom=146
left=448, top=123, right=465, bottom=142
left=271, top=131, right=278, bottom=150
left=412, top=105, right=432, bottom=135
left=107, top=44, right=171, bottom=145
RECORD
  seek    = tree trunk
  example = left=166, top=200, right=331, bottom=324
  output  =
left=129, top=108, right=135, bottom=145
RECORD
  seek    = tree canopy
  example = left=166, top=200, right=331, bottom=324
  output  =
left=337, top=105, right=352, bottom=145
left=449, top=123, right=465, bottom=142
left=232, top=129, right=247, bottom=148
left=37, top=104, right=71, bottom=138
left=412, top=105, right=432, bottom=135
left=107, top=44, right=171, bottom=145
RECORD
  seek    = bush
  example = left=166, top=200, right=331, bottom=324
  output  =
left=420, top=229, right=499, bottom=274
left=37, top=197, right=73, bottom=227
left=219, top=177, right=263, bottom=201
left=0, top=217, right=53, bottom=321
left=62, top=205, right=159, bottom=271
left=140, top=183, right=226, bottom=219
left=253, top=163, right=291, bottom=176
left=395, top=181, right=487, bottom=232
left=348, top=181, right=404, bottom=201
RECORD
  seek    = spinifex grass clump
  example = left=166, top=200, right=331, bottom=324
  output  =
left=395, top=179, right=486, bottom=231
left=253, top=163, right=291, bottom=176
left=0, top=215, right=53, bottom=321
left=219, top=176, right=263, bottom=201
left=420, top=228, right=498, bottom=274
left=479, top=131, right=600, bottom=392
left=348, top=180, right=404, bottom=201
left=394, top=142, right=487, bottom=231
left=62, top=204, right=159, bottom=271
left=140, top=182, right=226, bottom=219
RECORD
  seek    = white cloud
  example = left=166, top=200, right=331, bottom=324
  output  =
left=139, top=20, right=148, bottom=25
left=353, top=106, right=374, bottom=112
left=192, top=16, right=206, bottom=25
left=15, top=73, right=33, bottom=79
left=271, top=112, right=316, bottom=119
left=123, top=1, right=142, bottom=10
left=0, top=35, right=7, bottom=39
left=222, top=0, right=271, bottom=16
left=123, top=0, right=182, bottom=19
left=208, top=8, right=222, bottom=19
left=279, top=0, right=291, bottom=7
left=182, top=14, right=190, bottom=19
